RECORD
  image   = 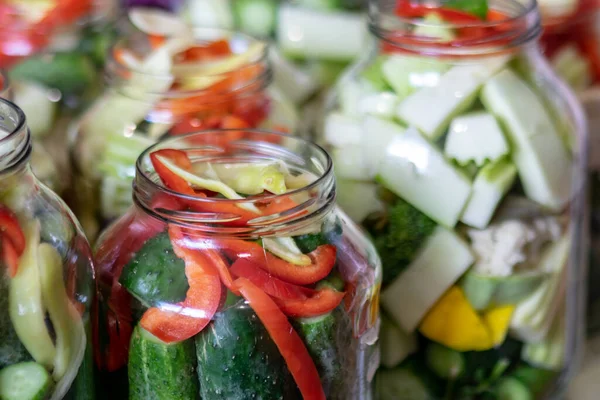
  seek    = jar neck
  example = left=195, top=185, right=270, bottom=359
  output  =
left=133, top=130, right=336, bottom=238
left=368, top=0, right=542, bottom=57
left=0, top=98, right=32, bottom=180
left=104, top=28, right=273, bottom=117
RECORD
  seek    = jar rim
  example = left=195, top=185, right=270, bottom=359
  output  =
left=106, top=27, right=272, bottom=100
left=133, top=129, right=336, bottom=235
left=369, top=0, right=542, bottom=56
left=0, top=98, right=31, bottom=173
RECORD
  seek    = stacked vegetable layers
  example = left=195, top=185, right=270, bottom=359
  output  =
left=0, top=0, right=117, bottom=194
left=323, top=3, right=579, bottom=399
left=0, top=202, right=92, bottom=400
left=93, top=146, right=379, bottom=399
left=70, top=13, right=299, bottom=241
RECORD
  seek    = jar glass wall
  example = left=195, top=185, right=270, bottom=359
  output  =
left=0, top=98, right=95, bottom=399
left=92, top=129, right=381, bottom=399
left=318, top=0, right=587, bottom=398
left=69, top=25, right=298, bottom=242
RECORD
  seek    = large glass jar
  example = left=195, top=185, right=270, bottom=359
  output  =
left=0, top=99, right=96, bottom=399
left=318, top=0, right=587, bottom=398
left=92, top=129, right=381, bottom=399
left=69, top=24, right=298, bottom=242
left=0, top=0, right=118, bottom=199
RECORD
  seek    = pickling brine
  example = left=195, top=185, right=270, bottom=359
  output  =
left=92, top=130, right=380, bottom=399
left=318, top=0, right=587, bottom=398
left=69, top=11, right=298, bottom=242
left=0, top=99, right=96, bottom=400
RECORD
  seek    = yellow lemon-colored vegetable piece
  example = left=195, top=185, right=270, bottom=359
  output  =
left=483, top=305, right=515, bottom=347
left=420, top=286, right=493, bottom=351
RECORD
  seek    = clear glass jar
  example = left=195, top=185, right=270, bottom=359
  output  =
left=319, top=0, right=587, bottom=398
left=92, top=129, right=381, bottom=399
left=69, top=26, right=298, bottom=242
left=0, top=98, right=95, bottom=399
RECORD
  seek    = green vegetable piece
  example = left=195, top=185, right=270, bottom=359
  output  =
left=0, top=362, right=52, bottom=400
left=294, top=0, right=341, bottom=11
left=128, top=325, right=199, bottom=400
left=444, top=0, right=488, bottom=19
left=232, top=0, right=278, bottom=37
left=9, top=221, right=56, bottom=369
left=293, top=311, right=349, bottom=397
left=0, top=272, right=30, bottom=368
left=65, top=317, right=96, bottom=400
left=208, top=163, right=287, bottom=195
left=510, top=365, right=554, bottom=396
left=494, top=377, right=533, bottom=400
left=376, top=367, right=432, bottom=400
left=195, top=306, right=299, bottom=399
left=119, top=232, right=189, bottom=307
left=316, top=271, right=346, bottom=292
left=294, top=232, right=327, bottom=253
left=10, top=53, right=97, bottom=94
left=78, top=26, right=118, bottom=67
left=413, top=12, right=456, bottom=42
left=38, top=243, right=83, bottom=381
left=365, top=197, right=437, bottom=285
left=425, top=343, right=465, bottom=379
left=379, top=312, right=417, bottom=368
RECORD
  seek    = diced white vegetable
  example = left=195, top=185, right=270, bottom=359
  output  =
left=412, top=12, right=456, bottom=42
left=270, top=47, right=319, bottom=105
left=338, top=78, right=375, bottom=116
left=361, top=116, right=405, bottom=177
left=510, top=234, right=570, bottom=343
left=357, top=92, right=399, bottom=119
left=380, top=313, right=418, bottom=368
left=381, top=227, right=474, bottom=332
left=480, top=69, right=572, bottom=211
left=259, top=85, right=299, bottom=133
left=460, top=158, right=517, bottom=229
left=277, top=5, right=367, bottom=61
left=262, top=237, right=311, bottom=266
left=382, top=54, right=449, bottom=98
left=332, top=145, right=372, bottom=181
left=336, top=180, right=384, bottom=223
left=182, top=0, right=234, bottom=29
left=324, top=112, right=362, bottom=147
left=396, top=57, right=508, bottom=140
left=551, top=45, right=592, bottom=92
left=444, top=112, right=510, bottom=166
left=12, top=81, right=56, bottom=139
left=535, top=0, right=578, bottom=18
left=377, top=126, right=472, bottom=228
left=129, top=8, right=191, bottom=37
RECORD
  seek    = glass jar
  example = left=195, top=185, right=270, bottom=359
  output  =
left=92, top=129, right=381, bottom=399
left=319, top=0, right=587, bottom=398
left=69, top=26, right=298, bottom=242
left=0, top=98, right=95, bottom=399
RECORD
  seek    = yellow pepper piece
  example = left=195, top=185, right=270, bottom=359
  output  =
left=420, top=286, right=493, bottom=351
left=483, top=305, right=515, bottom=346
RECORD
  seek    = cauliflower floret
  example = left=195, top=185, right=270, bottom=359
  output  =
left=468, top=217, right=562, bottom=276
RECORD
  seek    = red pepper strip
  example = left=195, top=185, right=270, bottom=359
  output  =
left=148, top=34, right=166, bottom=50
left=0, top=206, right=25, bottom=277
left=274, top=287, right=345, bottom=318
left=150, top=149, right=196, bottom=195
left=234, top=277, right=326, bottom=400
left=221, top=240, right=337, bottom=285
left=580, top=36, right=600, bottom=82
left=230, top=258, right=315, bottom=300
left=177, top=39, right=232, bottom=62
left=140, top=226, right=222, bottom=343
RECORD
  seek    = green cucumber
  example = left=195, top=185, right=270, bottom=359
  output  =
left=425, top=343, right=465, bottom=379
left=0, top=362, right=52, bottom=400
left=9, top=53, right=97, bottom=95
left=494, top=377, right=533, bottom=400
left=128, top=325, right=198, bottom=400
left=64, top=318, right=95, bottom=400
left=445, top=0, right=488, bottom=19
left=293, top=310, right=348, bottom=397
left=119, top=232, right=189, bottom=307
left=195, top=305, right=299, bottom=399
left=0, top=272, right=31, bottom=368
left=232, top=0, right=278, bottom=37
left=510, top=365, right=555, bottom=396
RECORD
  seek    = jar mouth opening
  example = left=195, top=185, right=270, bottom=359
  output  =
left=0, top=98, right=30, bottom=173
left=107, top=27, right=271, bottom=99
left=134, top=129, right=335, bottom=232
left=370, top=0, right=542, bottom=56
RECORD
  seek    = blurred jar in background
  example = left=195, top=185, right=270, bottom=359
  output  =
left=69, top=10, right=298, bottom=242
left=0, top=0, right=118, bottom=196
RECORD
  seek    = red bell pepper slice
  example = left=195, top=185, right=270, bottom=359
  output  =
left=274, top=287, right=346, bottom=318
left=230, top=258, right=315, bottom=300
left=150, top=149, right=195, bottom=195
left=221, top=240, right=337, bottom=285
left=0, top=206, right=25, bottom=277
left=140, top=226, right=222, bottom=343
left=234, top=277, right=326, bottom=400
